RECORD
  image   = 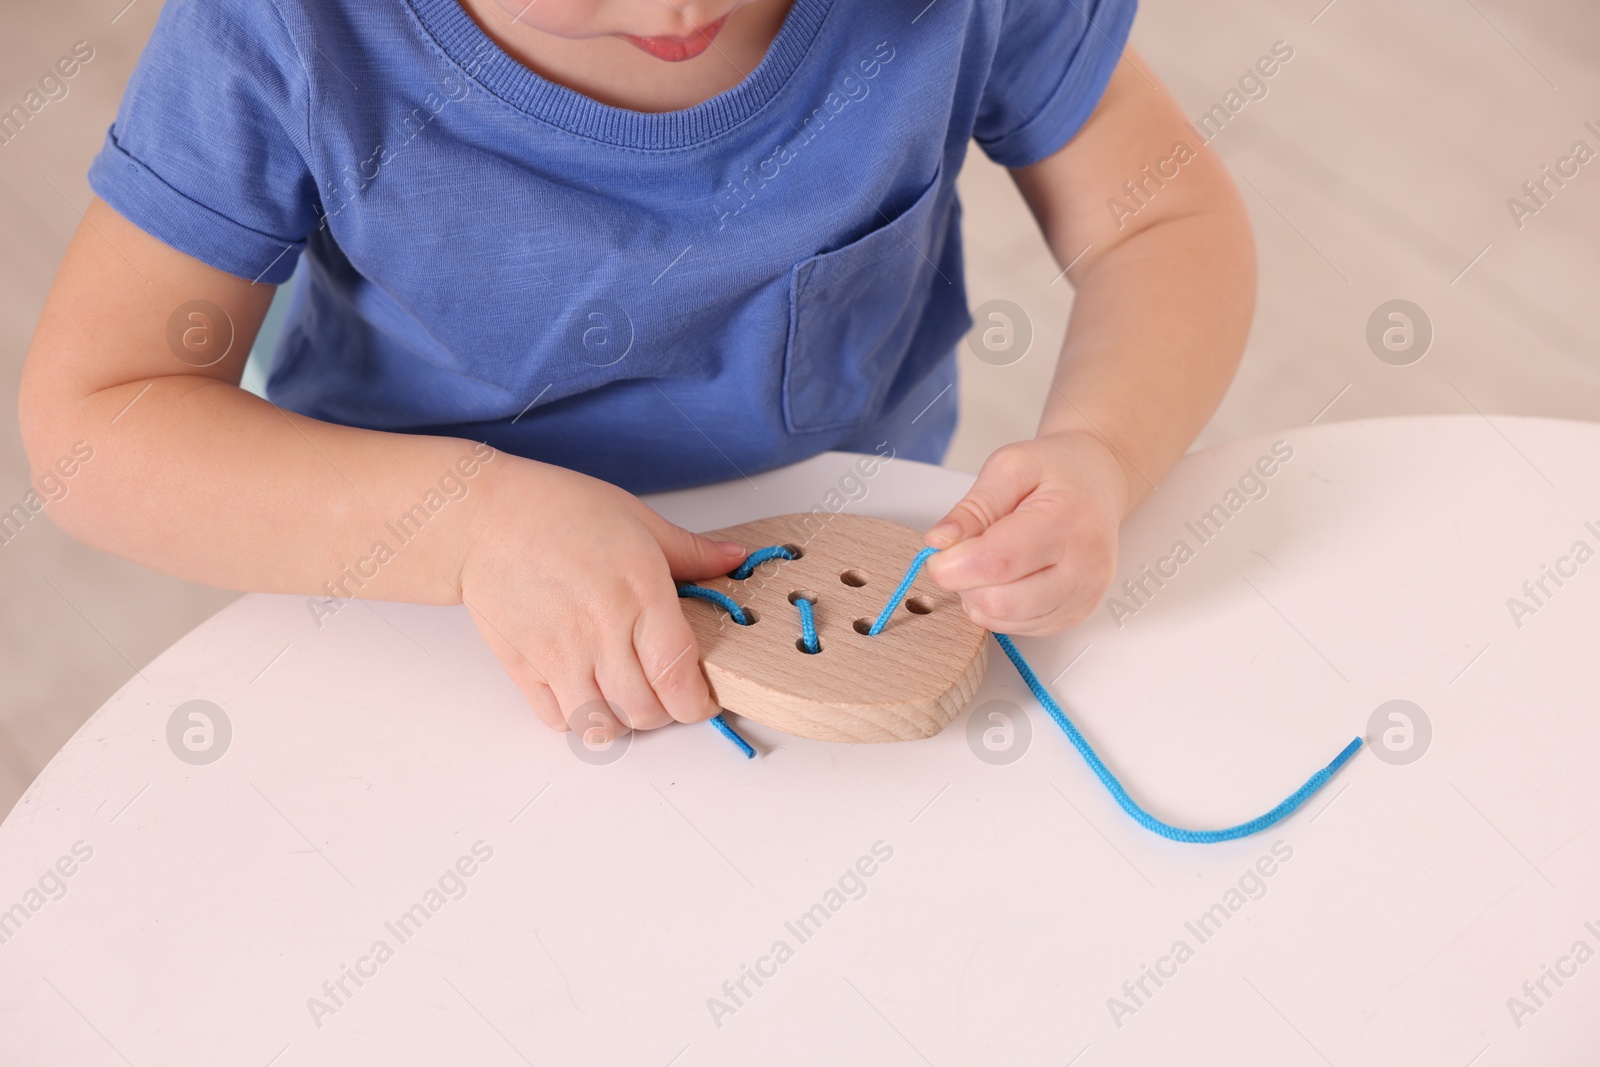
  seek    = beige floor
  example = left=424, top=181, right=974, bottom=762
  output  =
left=1, top=0, right=1596, bottom=816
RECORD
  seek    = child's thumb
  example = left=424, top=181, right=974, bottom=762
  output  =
left=926, top=446, right=1037, bottom=550
left=651, top=519, right=747, bottom=582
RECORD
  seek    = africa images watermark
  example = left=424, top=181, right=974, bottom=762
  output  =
left=315, top=40, right=492, bottom=228
left=1366, top=299, right=1433, bottom=366
left=966, top=698, right=1032, bottom=765
left=1106, top=840, right=1294, bottom=1028
left=705, top=840, right=895, bottom=1028
left=1106, top=40, right=1295, bottom=230
left=1504, top=118, right=1600, bottom=231
left=305, top=840, right=495, bottom=1029
left=710, top=40, right=896, bottom=229
left=0, top=440, right=95, bottom=549
left=1366, top=699, right=1431, bottom=765
left=1504, top=519, right=1600, bottom=630
left=763, top=440, right=896, bottom=545
left=0, top=841, right=95, bottom=948
left=1104, top=440, right=1295, bottom=628
left=306, top=442, right=497, bottom=628
left=167, top=699, right=232, bottom=766
left=0, top=40, right=95, bottom=149
left=1504, top=918, right=1600, bottom=1030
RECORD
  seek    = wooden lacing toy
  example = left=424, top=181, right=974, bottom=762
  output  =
left=678, top=513, right=986, bottom=744
left=676, top=512, right=1364, bottom=845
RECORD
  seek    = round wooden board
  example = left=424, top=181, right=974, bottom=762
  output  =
left=683, top=513, right=989, bottom=743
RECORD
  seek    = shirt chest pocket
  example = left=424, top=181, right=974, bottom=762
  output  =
left=782, top=160, right=952, bottom=435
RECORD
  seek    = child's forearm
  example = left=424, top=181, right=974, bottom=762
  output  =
left=1037, top=201, right=1255, bottom=516
left=19, top=201, right=552, bottom=610
left=23, top=198, right=742, bottom=734
left=921, top=164, right=1253, bottom=634
left=31, top=372, right=515, bottom=606
left=1007, top=53, right=1257, bottom=518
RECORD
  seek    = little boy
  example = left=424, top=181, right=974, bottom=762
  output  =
left=20, top=0, right=1254, bottom=739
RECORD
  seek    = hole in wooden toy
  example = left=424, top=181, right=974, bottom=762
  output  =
left=795, top=637, right=822, bottom=654
left=739, top=607, right=760, bottom=625
left=787, top=590, right=818, bottom=605
left=840, top=569, right=869, bottom=587
left=852, top=618, right=874, bottom=635
left=905, top=596, right=934, bottom=615
left=781, top=543, right=804, bottom=559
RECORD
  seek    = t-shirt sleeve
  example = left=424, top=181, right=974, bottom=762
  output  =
left=87, top=0, right=319, bottom=284
left=973, top=0, right=1138, bottom=169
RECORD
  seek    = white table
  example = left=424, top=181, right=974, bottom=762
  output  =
left=3, top=416, right=1598, bottom=1066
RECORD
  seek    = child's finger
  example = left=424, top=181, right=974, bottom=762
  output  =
left=641, top=511, right=747, bottom=582
left=928, top=505, right=1068, bottom=591
left=467, top=606, right=570, bottom=732
left=520, top=681, right=568, bottom=733
left=957, top=564, right=1097, bottom=635
left=962, top=602, right=1080, bottom=638
left=551, top=678, right=630, bottom=747
left=925, top=443, right=1039, bottom=549
left=596, top=643, right=675, bottom=731
left=636, top=599, right=720, bottom=725
left=961, top=566, right=1064, bottom=625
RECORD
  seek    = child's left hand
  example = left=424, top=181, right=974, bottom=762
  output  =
left=923, top=430, right=1128, bottom=636
left=912, top=50, right=1254, bottom=637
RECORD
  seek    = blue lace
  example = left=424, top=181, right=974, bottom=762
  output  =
left=678, top=545, right=1362, bottom=842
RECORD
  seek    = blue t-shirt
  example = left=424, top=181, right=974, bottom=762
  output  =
left=89, top=0, right=1135, bottom=493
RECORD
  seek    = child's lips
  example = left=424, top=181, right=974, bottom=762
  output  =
left=618, top=16, right=727, bottom=62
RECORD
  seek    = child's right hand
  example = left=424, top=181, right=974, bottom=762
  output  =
left=459, top=458, right=747, bottom=741
left=21, top=200, right=741, bottom=748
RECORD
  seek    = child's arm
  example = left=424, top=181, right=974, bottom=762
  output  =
left=926, top=51, right=1256, bottom=635
left=20, top=201, right=739, bottom=735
